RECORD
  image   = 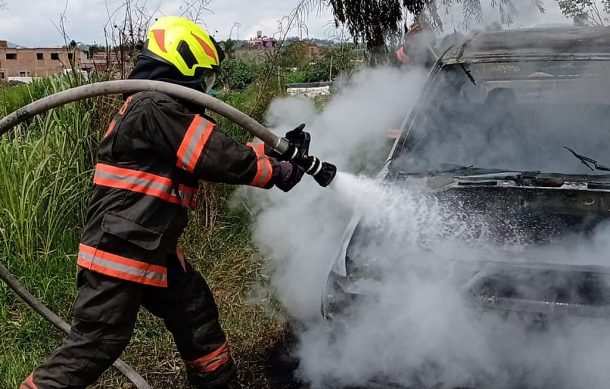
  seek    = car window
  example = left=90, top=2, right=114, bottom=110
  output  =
left=391, top=61, right=610, bottom=175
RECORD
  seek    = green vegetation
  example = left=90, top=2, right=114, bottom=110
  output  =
left=219, top=41, right=360, bottom=90
left=0, top=76, right=103, bottom=386
left=283, top=42, right=360, bottom=84
left=220, top=60, right=261, bottom=91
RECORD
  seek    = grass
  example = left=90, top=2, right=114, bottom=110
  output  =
left=0, top=77, right=287, bottom=388
left=0, top=76, right=98, bottom=386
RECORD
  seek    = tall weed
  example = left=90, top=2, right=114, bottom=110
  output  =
left=0, top=76, right=110, bottom=387
left=0, top=77, right=97, bottom=262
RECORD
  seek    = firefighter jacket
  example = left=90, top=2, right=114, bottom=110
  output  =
left=77, top=91, right=279, bottom=287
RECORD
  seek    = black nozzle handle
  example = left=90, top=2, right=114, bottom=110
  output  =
left=296, top=155, right=337, bottom=187
left=273, top=136, right=336, bottom=187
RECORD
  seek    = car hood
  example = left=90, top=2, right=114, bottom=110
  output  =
left=322, top=170, right=610, bottom=319
left=421, top=170, right=610, bottom=191
left=330, top=170, right=610, bottom=276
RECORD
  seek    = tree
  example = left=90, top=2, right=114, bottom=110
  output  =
left=298, top=0, right=544, bottom=51
left=557, top=0, right=610, bottom=26
left=279, top=41, right=310, bottom=68
left=219, top=60, right=259, bottom=90
left=221, top=38, right=237, bottom=60
left=180, top=0, right=213, bottom=24
left=327, top=42, right=359, bottom=75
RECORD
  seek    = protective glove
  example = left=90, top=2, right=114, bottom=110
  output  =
left=268, top=124, right=311, bottom=161
left=274, top=161, right=305, bottom=192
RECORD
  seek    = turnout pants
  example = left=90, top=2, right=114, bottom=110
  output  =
left=21, top=256, right=235, bottom=389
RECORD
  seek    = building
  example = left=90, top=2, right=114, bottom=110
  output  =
left=232, top=31, right=278, bottom=62
left=80, top=50, right=133, bottom=75
left=0, top=40, right=87, bottom=81
left=247, top=31, right=277, bottom=49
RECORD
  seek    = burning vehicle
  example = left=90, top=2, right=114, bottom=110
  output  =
left=322, top=26, right=610, bottom=322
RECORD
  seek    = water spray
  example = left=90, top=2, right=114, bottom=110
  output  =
left=0, top=79, right=338, bottom=388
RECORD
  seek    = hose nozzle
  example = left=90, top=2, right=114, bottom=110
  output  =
left=274, top=136, right=336, bottom=187
left=297, top=155, right=337, bottom=187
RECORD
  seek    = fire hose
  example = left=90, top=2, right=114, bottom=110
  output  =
left=0, top=80, right=337, bottom=186
left=0, top=80, right=337, bottom=388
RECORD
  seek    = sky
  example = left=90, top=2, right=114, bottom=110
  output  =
left=0, top=0, right=574, bottom=48
left=0, top=0, right=337, bottom=47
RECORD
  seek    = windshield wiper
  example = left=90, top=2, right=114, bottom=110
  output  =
left=436, top=164, right=512, bottom=174
left=460, top=63, right=476, bottom=85
left=564, top=146, right=610, bottom=172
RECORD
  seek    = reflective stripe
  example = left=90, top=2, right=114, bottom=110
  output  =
left=93, top=163, right=198, bottom=208
left=152, top=29, right=167, bottom=53
left=248, top=143, right=273, bottom=188
left=104, top=96, right=133, bottom=138
left=77, top=243, right=167, bottom=287
left=191, top=32, right=219, bottom=64
left=118, top=95, right=133, bottom=115
left=178, top=183, right=198, bottom=208
left=176, top=115, right=214, bottom=173
left=20, top=374, right=38, bottom=389
left=254, top=143, right=264, bottom=153
left=396, top=46, right=408, bottom=63
left=185, top=341, right=231, bottom=373
left=103, top=119, right=116, bottom=138
left=176, top=245, right=186, bottom=271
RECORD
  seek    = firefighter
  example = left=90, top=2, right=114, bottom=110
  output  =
left=21, top=16, right=306, bottom=389
left=393, top=21, right=436, bottom=68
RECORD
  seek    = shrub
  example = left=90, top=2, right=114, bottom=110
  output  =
left=219, top=60, right=260, bottom=90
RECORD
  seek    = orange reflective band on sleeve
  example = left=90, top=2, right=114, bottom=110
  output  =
left=20, top=374, right=38, bottom=389
left=176, top=115, right=214, bottom=173
left=185, top=341, right=231, bottom=373
left=93, top=163, right=198, bottom=208
left=254, top=143, right=265, bottom=155
left=77, top=243, right=168, bottom=287
left=248, top=143, right=273, bottom=188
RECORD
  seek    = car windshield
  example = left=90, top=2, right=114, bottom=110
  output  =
left=391, top=60, right=610, bottom=175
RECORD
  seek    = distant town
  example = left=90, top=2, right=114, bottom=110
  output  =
left=0, top=30, right=335, bottom=83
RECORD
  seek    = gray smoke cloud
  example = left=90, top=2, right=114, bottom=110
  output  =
left=296, top=173, right=610, bottom=388
left=247, top=67, right=427, bottom=321
left=393, top=60, right=610, bottom=176
left=243, top=41, right=610, bottom=389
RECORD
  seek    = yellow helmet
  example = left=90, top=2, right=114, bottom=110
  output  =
left=144, top=16, right=224, bottom=77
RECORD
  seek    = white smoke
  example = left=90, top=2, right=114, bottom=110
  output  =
left=245, top=61, right=610, bottom=388
left=247, top=66, right=427, bottom=321
left=295, top=172, right=610, bottom=388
